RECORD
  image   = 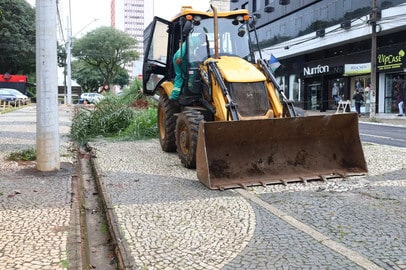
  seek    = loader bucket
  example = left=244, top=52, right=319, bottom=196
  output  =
left=196, top=113, right=367, bottom=190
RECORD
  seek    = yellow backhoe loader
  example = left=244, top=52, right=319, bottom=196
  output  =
left=142, top=5, right=367, bottom=190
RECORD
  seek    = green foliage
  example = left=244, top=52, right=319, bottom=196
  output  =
left=6, top=147, right=36, bottom=161
left=91, top=96, right=136, bottom=135
left=71, top=27, right=139, bottom=89
left=69, top=109, right=93, bottom=146
left=0, top=0, right=36, bottom=74
left=72, top=60, right=130, bottom=92
left=100, top=222, right=108, bottom=234
left=111, top=67, right=130, bottom=88
left=118, top=80, right=143, bottom=104
left=129, top=79, right=143, bottom=94
left=70, top=96, right=135, bottom=145
left=57, top=43, right=67, bottom=68
left=120, top=107, right=158, bottom=140
left=60, top=259, right=69, bottom=268
left=70, top=78, right=158, bottom=145
left=71, top=60, right=104, bottom=92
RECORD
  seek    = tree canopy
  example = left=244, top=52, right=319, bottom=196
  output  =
left=71, top=59, right=130, bottom=92
left=71, top=60, right=102, bottom=92
left=71, top=26, right=138, bottom=91
left=0, top=0, right=36, bottom=74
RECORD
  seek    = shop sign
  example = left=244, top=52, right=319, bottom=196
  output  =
left=377, top=49, right=405, bottom=71
left=344, top=63, right=371, bottom=76
left=303, top=65, right=329, bottom=76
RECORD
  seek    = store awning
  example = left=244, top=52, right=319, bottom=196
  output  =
left=343, top=63, right=371, bottom=76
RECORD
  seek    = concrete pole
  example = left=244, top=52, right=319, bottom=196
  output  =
left=369, top=0, right=377, bottom=119
left=36, top=0, right=60, bottom=171
left=67, top=16, right=72, bottom=105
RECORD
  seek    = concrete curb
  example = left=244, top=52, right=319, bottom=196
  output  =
left=67, top=172, right=84, bottom=270
left=87, top=145, right=135, bottom=270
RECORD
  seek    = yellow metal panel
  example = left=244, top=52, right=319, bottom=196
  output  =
left=160, top=81, right=174, bottom=96
left=172, top=9, right=249, bottom=21
left=211, top=80, right=228, bottom=121
left=216, top=57, right=266, bottom=82
left=266, top=81, right=284, bottom=118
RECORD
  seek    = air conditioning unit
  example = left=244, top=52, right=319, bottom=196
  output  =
left=341, top=20, right=351, bottom=30
left=316, top=29, right=325, bottom=37
left=279, top=0, right=290, bottom=5
left=264, top=5, right=275, bottom=13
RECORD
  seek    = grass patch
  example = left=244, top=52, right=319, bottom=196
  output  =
left=60, top=259, right=69, bottom=268
left=6, top=148, right=36, bottom=161
left=101, top=222, right=108, bottom=234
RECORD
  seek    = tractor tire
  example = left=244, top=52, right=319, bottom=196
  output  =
left=158, top=94, right=179, bottom=152
left=175, top=110, right=204, bottom=169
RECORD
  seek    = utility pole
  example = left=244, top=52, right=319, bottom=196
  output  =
left=67, top=16, right=72, bottom=105
left=65, top=18, right=98, bottom=104
left=36, top=0, right=60, bottom=171
left=370, top=0, right=378, bottom=119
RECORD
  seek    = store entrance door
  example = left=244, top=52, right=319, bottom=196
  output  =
left=307, top=82, right=322, bottom=111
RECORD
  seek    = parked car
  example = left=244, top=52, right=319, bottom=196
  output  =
left=0, top=91, right=17, bottom=106
left=80, top=92, right=104, bottom=104
left=0, top=88, right=29, bottom=105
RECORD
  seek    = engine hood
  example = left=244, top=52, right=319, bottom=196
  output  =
left=212, top=56, right=266, bottom=83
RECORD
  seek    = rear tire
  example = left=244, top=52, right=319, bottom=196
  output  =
left=175, top=110, right=204, bottom=169
left=158, top=94, right=179, bottom=152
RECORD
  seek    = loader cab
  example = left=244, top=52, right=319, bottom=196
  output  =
left=142, top=9, right=255, bottom=96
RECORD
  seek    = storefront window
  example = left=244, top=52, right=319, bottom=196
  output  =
left=307, top=81, right=322, bottom=110
left=328, top=78, right=346, bottom=109
left=385, top=73, right=406, bottom=113
left=349, top=76, right=370, bottom=114
left=289, top=74, right=301, bottom=103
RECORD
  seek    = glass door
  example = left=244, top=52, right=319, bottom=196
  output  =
left=307, top=82, right=322, bottom=111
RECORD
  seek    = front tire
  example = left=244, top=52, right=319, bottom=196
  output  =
left=175, top=110, right=204, bottom=169
left=158, top=94, right=179, bottom=152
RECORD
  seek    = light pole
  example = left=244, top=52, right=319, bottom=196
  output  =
left=36, top=0, right=60, bottom=171
left=65, top=18, right=98, bottom=104
left=369, top=0, right=378, bottom=119
left=66, top=16, right=72, bottom=104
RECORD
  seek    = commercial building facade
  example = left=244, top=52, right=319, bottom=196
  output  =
left=111, top=0, right=229, bottom=80
left=231, top=0, right=406, bottom=114
left=111, top=0, right=145, bottom=79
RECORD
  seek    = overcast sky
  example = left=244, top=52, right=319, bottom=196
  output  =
left=26, top=0, right=210, bottom=39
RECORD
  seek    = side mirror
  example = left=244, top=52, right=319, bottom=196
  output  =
left=182, top=21, right=193, bottom=37
left=238, top=25, right=246, bottom=37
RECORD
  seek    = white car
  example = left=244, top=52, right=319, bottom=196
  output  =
left=0, top=88, right=29, bottom=105
left=80, top=92, right=104, bottom=104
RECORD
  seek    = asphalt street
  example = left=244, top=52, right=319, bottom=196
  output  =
left=359, top=122, right=406, bottom=147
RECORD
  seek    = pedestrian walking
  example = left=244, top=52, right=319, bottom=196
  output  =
left=332, top=82, right=340, bottom=107
left=353, top=89, right=364, bottom=116
left=397, top=91, right=404, bottom=116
